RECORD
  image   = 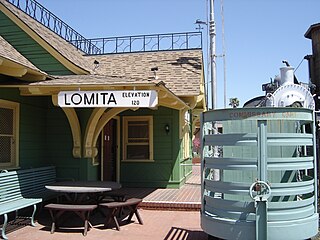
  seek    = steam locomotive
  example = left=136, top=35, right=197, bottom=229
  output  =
left=243, top=61, right=316, bottom=110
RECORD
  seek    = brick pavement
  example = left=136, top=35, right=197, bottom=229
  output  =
left=7, top=208, right=208, bottom=240
left=6, top=165, right=204, bottom=239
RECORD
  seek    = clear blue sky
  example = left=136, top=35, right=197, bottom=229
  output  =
left=36, top=0, right=320, bottom=108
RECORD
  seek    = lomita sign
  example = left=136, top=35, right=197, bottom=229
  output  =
left=58, top=90, right=158, bottom=108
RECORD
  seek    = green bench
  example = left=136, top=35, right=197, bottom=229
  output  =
left=0, top=166, right=57, bottom=240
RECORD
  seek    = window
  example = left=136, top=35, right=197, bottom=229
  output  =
left=0, top=100, right=19, bottom=169
left=123, top=116, right=153, bottom=161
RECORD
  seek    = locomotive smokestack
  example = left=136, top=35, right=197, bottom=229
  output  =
left=280, top=66, right=294, bottom=86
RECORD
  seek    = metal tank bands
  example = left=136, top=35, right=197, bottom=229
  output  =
left=200, top=107, right=318, bottom=240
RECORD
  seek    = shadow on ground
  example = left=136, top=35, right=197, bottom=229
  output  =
left=164, top=226, right=208, bottom=240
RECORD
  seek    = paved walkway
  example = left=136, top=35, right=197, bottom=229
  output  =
left=5, top=165, right=204, bottom=239
left=7, top=209, right=208, bottom=240
left=115, top=165, right=201, bottom=211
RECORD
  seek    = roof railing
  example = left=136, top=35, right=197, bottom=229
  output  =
left=6, top=0, right=202, bottom=55
left=72, top=32, right=202, bottom=55
left=6, top=0, right=101, bottom=54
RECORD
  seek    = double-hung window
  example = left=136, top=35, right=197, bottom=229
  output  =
left=123, top=116, right=153, bottom=161
left=0, top=100, right=19, bottom=169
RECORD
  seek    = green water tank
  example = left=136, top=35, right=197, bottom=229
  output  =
left=201, top=107, right=318, bottom=240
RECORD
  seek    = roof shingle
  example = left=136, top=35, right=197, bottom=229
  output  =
left=86, top=50, right=203, bottom=96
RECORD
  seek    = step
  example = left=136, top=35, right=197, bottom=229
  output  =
left=140, top=200, right=201, bottom=211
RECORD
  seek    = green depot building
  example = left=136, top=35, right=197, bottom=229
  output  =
left=0, top=0, right=205, bottom=188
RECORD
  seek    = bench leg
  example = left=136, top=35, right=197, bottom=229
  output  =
left=13, top=205, right=37, bottom=227
left=48, top=209, right=56, bottom=234
left=48, top=209, right=93, bottom=236
left=127, top=204, right=143, bottom=225
left=31, top=204, right=37, bottom=227
left=73, top=210, right=92, bottom=236
left=103, top=208, right=120, bottom=231
left=48, top=209, right=65, bottom=234
left=1, top=213, right=8, bottom=240
left=84, top=211, right=91, bottom=236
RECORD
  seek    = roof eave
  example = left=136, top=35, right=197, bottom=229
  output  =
left=305, top=23, right=320, bottom=39
left=0, top=56, right=47, bottom=80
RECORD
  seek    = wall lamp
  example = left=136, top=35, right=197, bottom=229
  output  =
left=151, top=67, right=159, bottom=80
left=165, top=124, right=170, bottom=134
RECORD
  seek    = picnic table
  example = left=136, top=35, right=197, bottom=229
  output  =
left=44, top=180, right=121, bottom=236
left=45, top=180, right=121, bottom=203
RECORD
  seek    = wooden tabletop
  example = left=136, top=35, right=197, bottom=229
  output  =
left=45, top=181, right=121, bottom=193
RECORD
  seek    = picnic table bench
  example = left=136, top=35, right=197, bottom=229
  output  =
left=99, top=198, right=143, bottom=231
left=44, top=203, right=97, bottom=236
left=0, top=166, right=57, bottom=240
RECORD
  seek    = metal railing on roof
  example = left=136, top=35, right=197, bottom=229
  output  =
left=71, top=32, right=202, bottom=55
left=6, top=0, right=202, bottom=55
left=6, top=0, right=101, bottom=54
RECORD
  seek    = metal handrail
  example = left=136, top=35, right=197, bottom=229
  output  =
left=5, top=0, right=101, bottom=54
left=71, top=32, right=202, bottom=55
left=5, top=0, right=202, bottom=55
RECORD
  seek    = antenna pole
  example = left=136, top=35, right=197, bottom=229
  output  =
left=209, top=0, right=216, bottom=110
left=221, top=0, right=227, bottom=108
left=209, top=0, right=220, bottom=181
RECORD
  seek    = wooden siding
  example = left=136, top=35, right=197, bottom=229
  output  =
left=0, top=84, right=189, bottom=187
left=0, top=88, right=49, bottom=168
left=0, top=12, right=74, bottom=75
left=119, top=107, right=183, bottom=188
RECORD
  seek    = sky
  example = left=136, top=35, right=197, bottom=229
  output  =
left=35, top=0, right=320, bottom=109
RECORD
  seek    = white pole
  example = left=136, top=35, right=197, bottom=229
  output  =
left=209, top=0, right=216, bottom=110
left=221, top=0, right=227, bottom=108
left=209, top=0, right=220, bottom=181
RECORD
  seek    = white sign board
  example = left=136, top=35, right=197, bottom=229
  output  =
left=58, top=90, right=158, bottom=108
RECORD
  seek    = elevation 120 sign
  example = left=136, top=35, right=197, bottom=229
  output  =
left=58, top=90, right=158, bottom=108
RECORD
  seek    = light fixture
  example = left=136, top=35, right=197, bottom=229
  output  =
left=194, top=19, right=207, bottom=32
left=93, top=60, right=100, bottom=71
left=151, top=67, right=159, bottom=80
left=165, top=124, right=170, bottom=134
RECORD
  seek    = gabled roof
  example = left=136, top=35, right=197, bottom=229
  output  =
left=86, top=50, right=203, bottom=96
left=0, top=0, right=205, bottom=106
left=0, top=0, right=91, bottom=74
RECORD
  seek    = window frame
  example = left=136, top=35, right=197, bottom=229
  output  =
left=122, top=116, right=153, bottom=162
left=0, top=99, right=19, bottom=169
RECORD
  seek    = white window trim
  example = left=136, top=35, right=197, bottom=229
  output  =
left=0, top=99, right=19, bottom=169
left=122, top=116, right=154, bottom=162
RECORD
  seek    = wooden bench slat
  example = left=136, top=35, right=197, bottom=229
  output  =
left=45, top=204, right=98, bottom=211
left=99, top=198, right=142, bottom=208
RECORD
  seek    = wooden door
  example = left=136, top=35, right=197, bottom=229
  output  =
left=102, top=119, right=117, bottom=181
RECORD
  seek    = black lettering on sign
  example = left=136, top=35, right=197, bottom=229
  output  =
left=108, top=93, right=117, bottom=105
left=71, top=93, right=82, bottom=105
left=84, top=93, right=95, bottom=105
